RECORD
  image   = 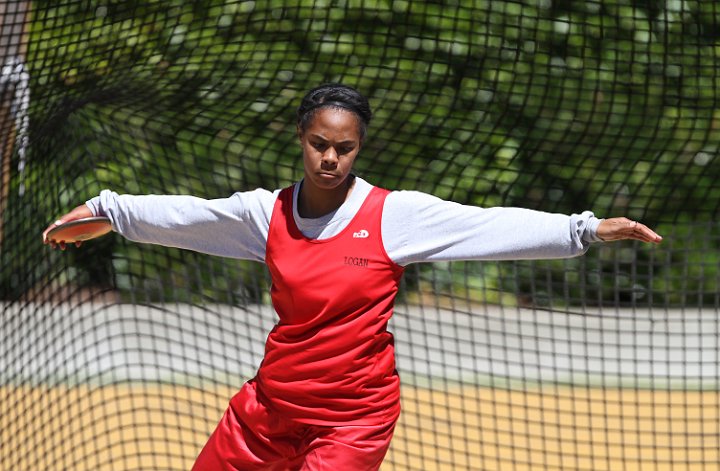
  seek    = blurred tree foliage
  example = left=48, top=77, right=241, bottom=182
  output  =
left=4, top=0, right=719, bottom=307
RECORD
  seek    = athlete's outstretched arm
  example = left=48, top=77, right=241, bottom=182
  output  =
left=381, top=190, right=661, bottom=266
left=43, top=189, right=277, bottom=261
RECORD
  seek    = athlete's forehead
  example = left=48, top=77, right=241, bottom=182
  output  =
left=303, top=108, right=361, bottom=143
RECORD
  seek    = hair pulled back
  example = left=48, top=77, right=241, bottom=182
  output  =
left=296, top=83, right=372, bottom=142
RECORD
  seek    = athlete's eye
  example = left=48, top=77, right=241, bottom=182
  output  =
left=312, top=142, right=327, bottom=152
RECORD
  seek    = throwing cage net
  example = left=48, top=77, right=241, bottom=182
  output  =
left=2, top=1, right=719, bottom=469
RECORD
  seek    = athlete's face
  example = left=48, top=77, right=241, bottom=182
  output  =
left=298, top=108, right=362, bottom=191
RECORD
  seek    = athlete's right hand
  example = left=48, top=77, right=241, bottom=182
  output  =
left=596, top=217, right=662, bottom=244
left=42, top=204, right=94, bottom=250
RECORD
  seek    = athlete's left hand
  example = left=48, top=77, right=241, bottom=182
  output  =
left=42, top=204, right=93, bottom=250
left=596, top=217, right=662, bottom=244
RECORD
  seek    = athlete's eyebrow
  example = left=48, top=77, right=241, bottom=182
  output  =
left=308, top=133, right=356, bottom=145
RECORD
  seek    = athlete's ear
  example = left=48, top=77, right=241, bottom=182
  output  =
left=296, top=125, right=303, bottom=142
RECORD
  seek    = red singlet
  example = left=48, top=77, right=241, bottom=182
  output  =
left=256, top=184, right=404, bottom=426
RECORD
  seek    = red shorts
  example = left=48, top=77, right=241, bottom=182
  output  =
left=192, top=381, right=396, bottom=471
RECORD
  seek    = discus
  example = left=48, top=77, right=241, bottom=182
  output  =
left=45, top=217, right=112, bottom=243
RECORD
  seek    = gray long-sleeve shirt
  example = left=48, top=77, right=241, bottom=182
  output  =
left=86, top=176, right=602, bottom=266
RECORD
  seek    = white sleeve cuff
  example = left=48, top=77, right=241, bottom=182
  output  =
left=583, top=216, right=604, bottom=243
left=85, top=196, right=102, bottom=217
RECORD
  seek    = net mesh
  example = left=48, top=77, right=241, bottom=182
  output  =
left=2, top=1, right=720, bottom=469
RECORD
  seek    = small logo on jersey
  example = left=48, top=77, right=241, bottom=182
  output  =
left=353, top=229, right=369, bottom=238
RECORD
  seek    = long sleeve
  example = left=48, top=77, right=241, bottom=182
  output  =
left=85, top=188, right=278, bottom=261
left=382, top=190, right=602, bottom=266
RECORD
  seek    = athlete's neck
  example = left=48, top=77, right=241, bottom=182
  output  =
left=297, top=175, right=356, bottom=218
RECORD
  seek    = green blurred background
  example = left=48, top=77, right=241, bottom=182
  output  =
left=3, top=0, right=718, bottom=307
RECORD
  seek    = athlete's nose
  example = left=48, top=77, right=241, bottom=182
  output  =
left=322, top=147, right=338, bottom=166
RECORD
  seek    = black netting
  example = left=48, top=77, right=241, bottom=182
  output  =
left=2, top=1, right=719, bottom=470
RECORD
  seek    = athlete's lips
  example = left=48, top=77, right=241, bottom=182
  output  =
left=317, top=172, right=339, bottom=179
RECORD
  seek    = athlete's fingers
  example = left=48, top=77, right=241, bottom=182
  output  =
left=631, top=221, right=662, bottom=244
left=43, top=219, right=63, bottom=248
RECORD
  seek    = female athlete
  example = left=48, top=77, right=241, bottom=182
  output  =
left=43, top=83, right=662, bottom=470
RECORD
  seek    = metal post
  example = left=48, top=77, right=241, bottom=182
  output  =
left=0, top=1, right=30, bottom=248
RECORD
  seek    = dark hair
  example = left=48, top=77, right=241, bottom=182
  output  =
left=296, top=83, right=372, bottom=142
